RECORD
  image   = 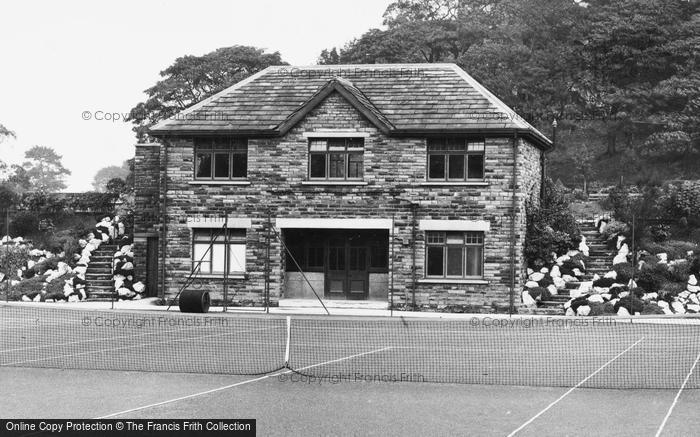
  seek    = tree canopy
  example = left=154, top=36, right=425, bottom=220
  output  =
left=20, top=146, right=71, bottom=194
left=91, top=163, right=130, bottom=192
left=319, top=0, right=700, bottom=185
left=129, top=45, right=286, bottom=141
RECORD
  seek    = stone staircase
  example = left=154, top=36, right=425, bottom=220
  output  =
left=85, top=244, right=116, bottom=301
left=535, top=219, right=614, bottom=313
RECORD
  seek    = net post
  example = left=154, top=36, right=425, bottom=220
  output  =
left=265, top=209, right=271, bottom=314
left=223, top=216, right=229, bottom=313
left=284, top=315, right=291, bottom=367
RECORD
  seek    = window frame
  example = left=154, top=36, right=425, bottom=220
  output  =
left=194, top=138, right=248, bottom=181
left=426, top=138, right=485, bottom=182
left=308, top=137, right=364, bottom=181
left=191, top=228, right=247, bottom=276
left=425, top=231, right=484, bottom=279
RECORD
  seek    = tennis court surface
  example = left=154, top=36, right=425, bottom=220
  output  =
left=2, top=303, right=700, bottom=436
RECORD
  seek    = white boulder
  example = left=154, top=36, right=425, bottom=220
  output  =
left=617, top=307, right=631, bottom=317
left=529, top=272, right=545, bottom=282
left=521, top=291, right=536, bottom=307
left=577, top=305, right=591, bottom=316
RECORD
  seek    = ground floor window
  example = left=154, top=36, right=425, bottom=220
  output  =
left=192, top=228, right=246, bottom=275
left=426, top=231, right=483, bottom=278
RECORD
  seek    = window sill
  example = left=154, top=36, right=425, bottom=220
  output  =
left=418, top=278, right=488, bottom=285
left=195, top=274, right=246, bottom=280
left=189, top=180, right=251, bottom=186
left=420, top=182, right=488, bottom=187
left=301, top=181, right=368, bottom=186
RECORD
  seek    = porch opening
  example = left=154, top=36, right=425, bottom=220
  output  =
left=283, top=229, right=389, bottom=301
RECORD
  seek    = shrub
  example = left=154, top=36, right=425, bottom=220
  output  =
left=524, top=178, right=580, bottom=268
left=9, top=211, right=39, bottom=236
left=8, top=276, right=45, bottom=299
left=640, top=239, right=700, bottom=260
left=601, top=220, right=630, bottom=246
left=668, top=260, right=691, bottom=283
left=642, top=303, right=665, bottom=315
left=636, top=264, right=670, bottom=293
left=0, top=244, right=30, bottom=281
left=668, top=181, right=700, bottom=227
left=588, top=302, right=605, bottom=316
left=659, top=282, right=686, bottom=300
left=612, top=263, right=635, bottom=283
left=648, top=224, right=671, bottom=242
left=615, top=296, right=645, bottom=314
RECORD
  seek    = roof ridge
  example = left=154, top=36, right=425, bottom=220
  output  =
left=269, top=63, right=457, bottom=70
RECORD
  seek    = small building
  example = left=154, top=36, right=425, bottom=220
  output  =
left=133, top=63, right=552, bottom=312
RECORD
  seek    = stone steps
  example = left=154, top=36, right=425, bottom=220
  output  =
left=85, top=244, right=116, bottom=301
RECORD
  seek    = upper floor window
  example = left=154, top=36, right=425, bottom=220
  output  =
left=194, top=138, right=247, bottom=180
left=426, top=231, right=484, bottom=278
left=308, top=137, right=364, bottom=181
left=427, top=138, right=485, bottom=181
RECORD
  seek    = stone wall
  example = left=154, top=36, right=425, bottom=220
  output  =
left=132, top=143, right=162, bottom=294
left=150, top=92, right=544, bottom=310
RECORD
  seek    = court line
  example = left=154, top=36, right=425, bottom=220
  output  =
left=0, top=326, right=276, bottom=366
left=654, top=347, right=700, bottom=437
left=507, top=337, right=645, bottom=437
left=96, top=346, right=393, bottom=419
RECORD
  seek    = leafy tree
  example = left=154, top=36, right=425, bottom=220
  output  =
left=318, top=48, right=341, bottom=65
left=105, top=177, right=127, bottom=194
left=129, top=45, right=286, bottom=141
left=581, top=0, right=700, bottom=158
left=0, top=122, right=16, bottom=179
left=21, top=146, right=71, bottom=193
left=92, top=165, right=129, bottom=192
left=0, top=123, right=15, bottom=143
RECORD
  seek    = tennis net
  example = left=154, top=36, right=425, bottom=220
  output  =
left=1, top=304, right=699, bottom=389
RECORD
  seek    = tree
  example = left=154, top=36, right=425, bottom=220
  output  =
left=318, top=48, right=341, bottom=65
left=129, top=45, right=286, bottom=141
left=581, top=0, right=700, bottom=158
left=0, top=122, right=16, bottom=179
left=21, top=146, right=71, bottom=193
left=91, top=165, right=129, bottom=192
left=105, top=177, right=127, bottom=194
left=0, top=123, right=15, bottom=143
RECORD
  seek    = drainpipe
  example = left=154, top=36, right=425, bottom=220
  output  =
left=160, top=140, right=168, bottom=300
left=411, top=203, right=418, bottom=311
left=509, top=133, right=519, bottom=315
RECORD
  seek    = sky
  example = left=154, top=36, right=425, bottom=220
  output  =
left=0, top=0, right=391, bottom=191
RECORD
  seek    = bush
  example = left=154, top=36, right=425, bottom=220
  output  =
left=615, top=296, right=645, bottom=314
left=612, top=263, right=635, bottom=283
left=642, top=303, right=665, bottom=315
left=668, top=181, right=700, bottom=227
left=9, top=211, right=39, bottom=236
left=601, top=220, right=630, bottom=246
left=524, top=178, right=580, bottom=268
left=0, top=244, right=30, bottom=281
left=640, top=239, right=700, bottom=260
left=8, top=276, right=45, bottom=299
left=648, top=224, right=671, bottom=242
left=636, top=263, right=670, bottom=293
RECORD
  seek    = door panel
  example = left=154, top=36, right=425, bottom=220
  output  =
left=326, top=243, right=346, bottom=298
left=324, top=233, right=369, bottom=300
left=347, top=246, right=368, bottom=299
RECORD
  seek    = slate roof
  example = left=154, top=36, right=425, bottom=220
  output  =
left=150, top=63, right=552, bottom=149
